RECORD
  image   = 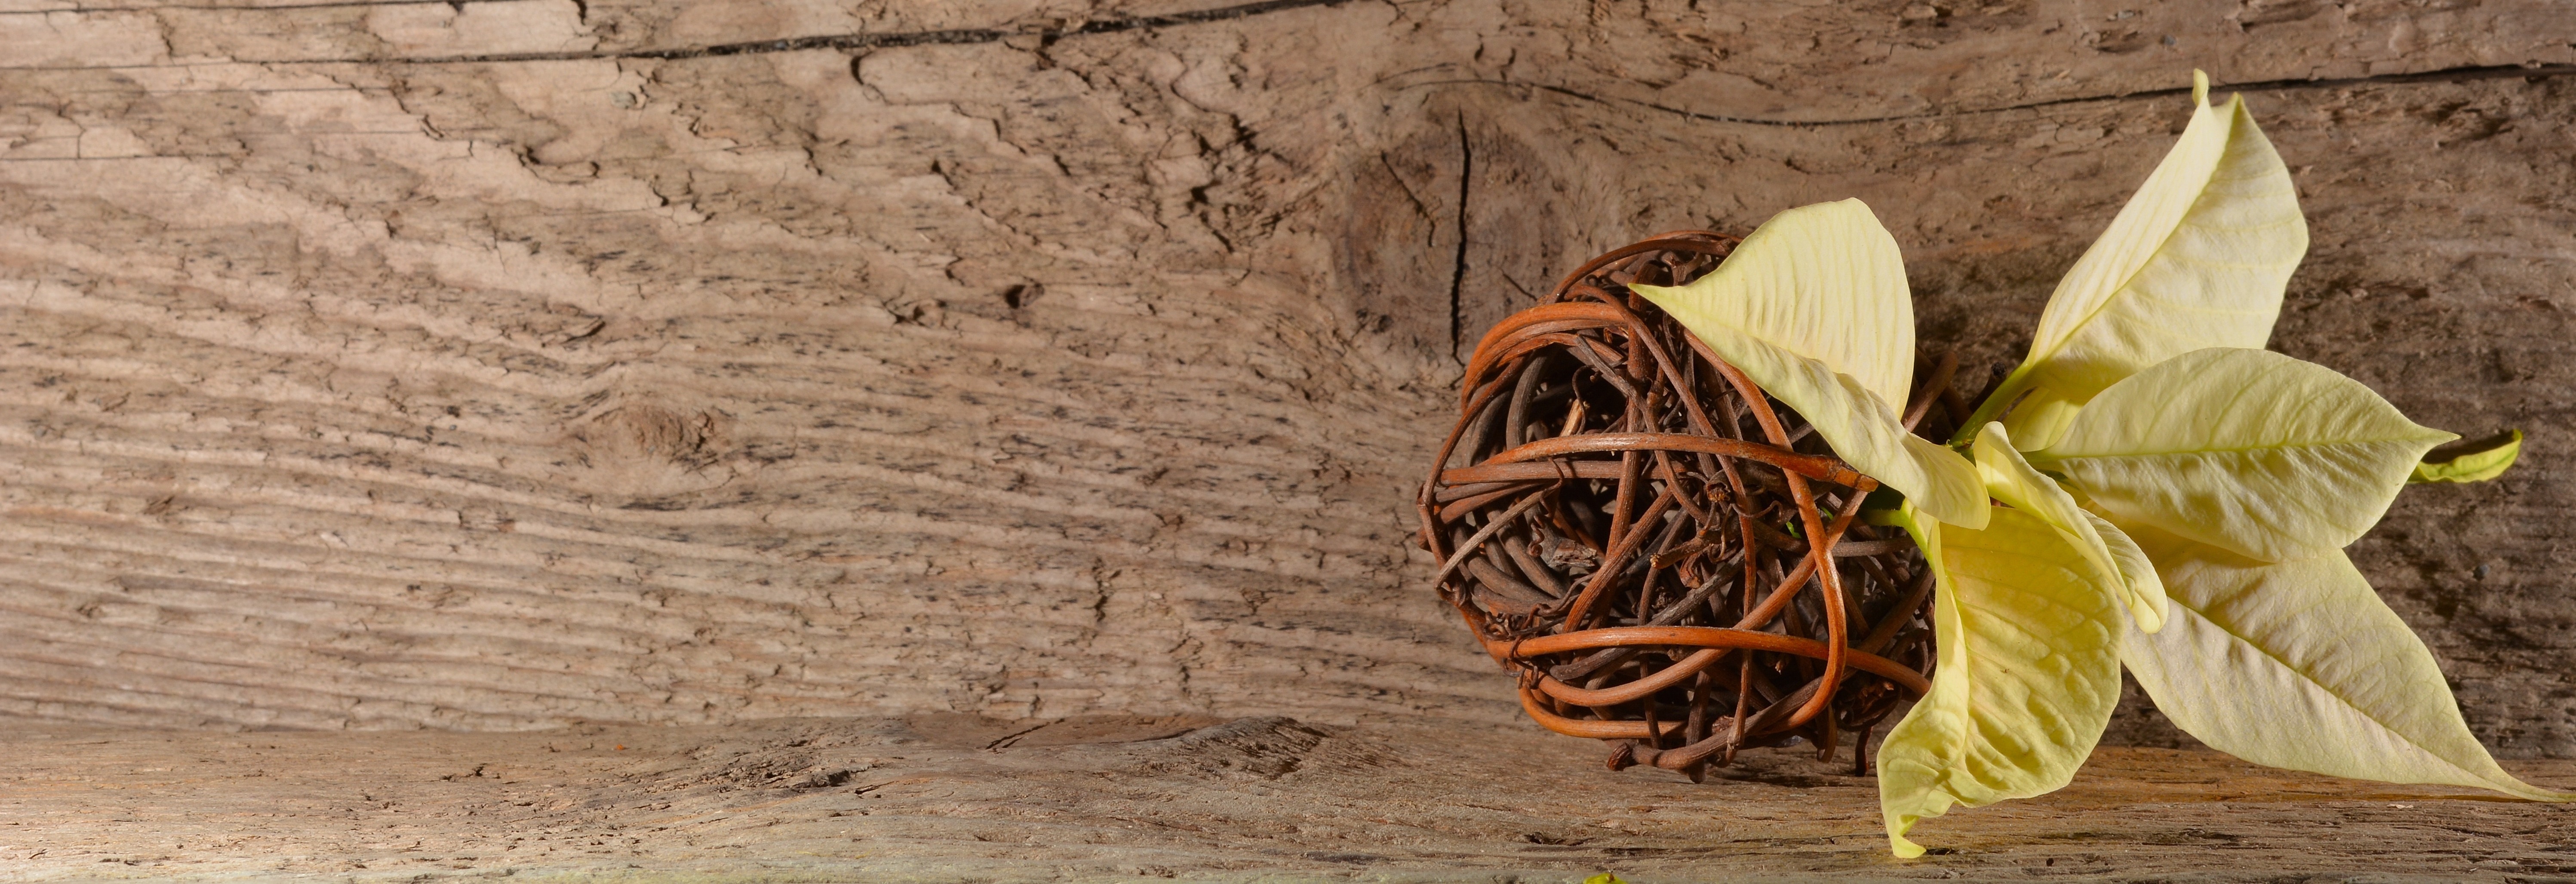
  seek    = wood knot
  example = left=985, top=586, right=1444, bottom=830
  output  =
left=559, top=402, right=739, bottom=500
left=581, top=404, right=724, bottom=469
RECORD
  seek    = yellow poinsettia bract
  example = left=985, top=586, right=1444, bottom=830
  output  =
left=1623, top=70, right=2558, bottom=859
left=1873, top=503, right=2124, bottom=859
left=1630, top=200, right=1988, bottom=529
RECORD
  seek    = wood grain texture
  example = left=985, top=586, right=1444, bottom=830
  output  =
left=1, top=0, right=2573, bottom=761
left=4, top=715, right=2574, bottom=881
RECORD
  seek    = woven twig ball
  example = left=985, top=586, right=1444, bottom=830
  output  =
left=1417, top=231, right=1964, bottom=780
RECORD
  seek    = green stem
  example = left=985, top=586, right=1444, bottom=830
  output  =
left=1947, top=366, right=2032, bottom=447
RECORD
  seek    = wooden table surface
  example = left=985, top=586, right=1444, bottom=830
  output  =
left=5, top=715, right=2571, bottom=882
left=6, top=4, right=2576, bottom=879
left=4, top=0, right=2576, bottom=756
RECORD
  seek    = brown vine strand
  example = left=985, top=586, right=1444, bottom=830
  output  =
left=1419, top=230, right=1968, bottom=781
left=1479, top=433, right=1865, bottom=487
left=1518, top=629, right=1930, bottom=697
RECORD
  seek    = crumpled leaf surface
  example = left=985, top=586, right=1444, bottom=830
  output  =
left=1877, top=505, right=2125, bottom=857
left=2031, top=347, right=2454, bottom=563
left=1973, top=71, right=2308, bottom=450
left=2115, top=520, right=2576, bottom=801
left=1631, top=199, right=1985, bottom=528
left=1971, top=421, right=2168, bottom=632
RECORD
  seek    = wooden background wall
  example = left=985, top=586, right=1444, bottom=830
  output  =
left=4, top=0, right=2574, bottom=755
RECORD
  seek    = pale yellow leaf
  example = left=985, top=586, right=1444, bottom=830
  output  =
left=1878, top=504, right=2125, bottom=858
left=2116, top=520, right=2576, bottom=801
left=1971, top=422, right=2168, bottom=632
left=1635, top=198, right=1913, bottom=408
left=2031, top=348, right=2454, bottom=562
left=1966, top=71, right=2309, bottom=450
left=2083, top=511, right=2164, bottom=630
left=1632, top=200, right=1986, bottom=528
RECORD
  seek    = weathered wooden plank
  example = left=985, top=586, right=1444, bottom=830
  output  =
left=2, top=716, right=2572, bottom=880
left=0, top=0, right=2571, bottom=764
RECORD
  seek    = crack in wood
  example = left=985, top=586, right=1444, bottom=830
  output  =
left=3, top=0, right=1357, bottom=68
left=0, top=0, right=524, bottom=13
left=983, top=721, right=1055, bottom=750
left=1447, top=112, right=1471, bottom=366
left=1407, top=62, right=2576, bottom=128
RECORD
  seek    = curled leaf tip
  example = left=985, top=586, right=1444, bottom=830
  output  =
left=1887, top=825, right=1927, bottom=859
left=2192, top=69, right=2210, bottom=105
left=2412, top=429, right=2522, bottom=484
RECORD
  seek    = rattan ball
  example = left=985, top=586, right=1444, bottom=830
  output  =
left=1416, top=231, right=1963, bottom=780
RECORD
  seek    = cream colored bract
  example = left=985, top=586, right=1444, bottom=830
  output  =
left=1962, top=71, right=2307, bottom=451
left=1873, top=503, right=2124, bottom=859
left=1630, top=200, right=1988, bottom=529
left=2030, top=347, right=2455, bottom=563
left=1972, top=422, right=2167, bottom=632
left=2116, top=522, right=2575, bottom=802
left=1624, top=70, right=2561, bottom=859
